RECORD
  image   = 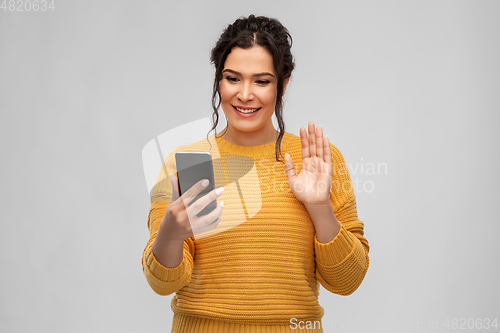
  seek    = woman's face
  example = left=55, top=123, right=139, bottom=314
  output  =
left=219, top=46, right=285, bottom=144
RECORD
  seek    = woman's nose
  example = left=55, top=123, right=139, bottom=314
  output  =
left=238, top=83, right=254, bottom=102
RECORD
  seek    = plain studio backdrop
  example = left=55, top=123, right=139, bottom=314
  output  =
left=1, top=1, right=499, bottom=332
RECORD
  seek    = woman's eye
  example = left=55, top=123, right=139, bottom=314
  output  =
left=224, top=77, right=270, bottom=85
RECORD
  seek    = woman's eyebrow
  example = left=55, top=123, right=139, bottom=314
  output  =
left=222, top=69, right=275, bottom=78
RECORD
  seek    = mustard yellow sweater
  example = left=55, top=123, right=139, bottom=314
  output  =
left=142, top=131, right=370, bottom=333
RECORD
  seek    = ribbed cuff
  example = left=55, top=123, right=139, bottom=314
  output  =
left=144, top=243, right=186, bottom=282
left=314, top=224, right=354, bottom=266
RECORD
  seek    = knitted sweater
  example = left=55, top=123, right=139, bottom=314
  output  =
left=142, top=131, right=370, bottom=333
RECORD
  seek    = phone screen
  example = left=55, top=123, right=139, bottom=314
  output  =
left=175, top=152, right=217, bottom=217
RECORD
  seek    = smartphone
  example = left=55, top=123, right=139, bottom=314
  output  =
left=175, top=151, right=217, bottom=217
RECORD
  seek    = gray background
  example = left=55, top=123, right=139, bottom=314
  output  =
left=1, top=0, right=499, bottom=332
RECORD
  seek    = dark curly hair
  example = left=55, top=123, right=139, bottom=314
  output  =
left=206, top=14, right=295, bottom=163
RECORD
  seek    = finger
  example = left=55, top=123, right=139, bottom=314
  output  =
left=316, top=125, right=323, bottom=159
left=300, top=126, right=310, bottom=160
left=181, top=178, right=211, bottom=207
left=193, top=200, right=224, bottom=236
left=284, top=153, right=296, bottom=181
left=324, top=135, right=332, bottom=174
left=188, top=186, right=224, bottom=217
left=170, top=173, right=180, bottom=201
left=308, top=120, right=316, bottom=157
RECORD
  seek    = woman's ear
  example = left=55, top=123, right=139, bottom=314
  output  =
left=282, top=77, right=290, bottom=96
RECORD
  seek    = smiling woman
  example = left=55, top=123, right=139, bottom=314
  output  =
left=209, top=15, right=295, bottom=162
left=142, top=14, right=370, bottom=333
left=218, top=46, right=288, bottom=146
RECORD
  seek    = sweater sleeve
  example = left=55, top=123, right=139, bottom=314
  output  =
left=142, top=198, right=195, bottom=296
left=313, top=144, right=370, bottom=296
left=142, top=148, right=195, bottom=295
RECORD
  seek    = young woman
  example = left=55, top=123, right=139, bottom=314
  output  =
left=142, top=15, right=370, bottom=333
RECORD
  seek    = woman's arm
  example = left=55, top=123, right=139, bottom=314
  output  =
left=311, top=140, right=369, bottom=295
left=152, top=235, right=184, bottom=268
left=283, top=123, right=370, bottom=295
left=313, top=194, right=370, bottom=296
left=142, top=199, right=195, bottom=296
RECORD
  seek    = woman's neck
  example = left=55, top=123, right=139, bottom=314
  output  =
left=220, top=124, right=279, bottom=147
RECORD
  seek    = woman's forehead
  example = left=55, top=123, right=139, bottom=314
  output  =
left=223, top=46, right=275, bottom=76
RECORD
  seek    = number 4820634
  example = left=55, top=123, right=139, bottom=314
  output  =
left=1, top=0, right=55, bottom=11
left=443, top=318, right=498, bottom=330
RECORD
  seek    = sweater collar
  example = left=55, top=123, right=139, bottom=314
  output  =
left=214, top=131, right=292, bottom=159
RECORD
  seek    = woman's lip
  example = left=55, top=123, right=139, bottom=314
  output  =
left=232, top=105, right=261, bottom=117
left=232, top=105, right=261, bottom=110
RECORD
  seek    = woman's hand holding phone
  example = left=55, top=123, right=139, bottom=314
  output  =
left=161, top=173, right=224, bottom=239
left=152, top=174, right=224, bottom=268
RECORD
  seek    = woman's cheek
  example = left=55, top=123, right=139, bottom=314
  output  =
left=263, top=88, right=277, bottom=106
left=219, top=82, right=226, bottom=100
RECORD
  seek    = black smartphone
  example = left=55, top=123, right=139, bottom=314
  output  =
left=175, top=151, right=217, bottom=217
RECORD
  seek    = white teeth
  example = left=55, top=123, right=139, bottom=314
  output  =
left=235, top=106, right=259, bottom=113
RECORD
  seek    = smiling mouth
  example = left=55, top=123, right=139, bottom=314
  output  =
left=233, top=105, right=262, bottom=113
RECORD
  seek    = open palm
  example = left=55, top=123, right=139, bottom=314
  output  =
left=284, top=121, right=333, bottom=206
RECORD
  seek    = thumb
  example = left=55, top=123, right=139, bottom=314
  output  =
left=169, top=173, right=180, bottom=201
left=284, top=153, right=296, bottom=181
